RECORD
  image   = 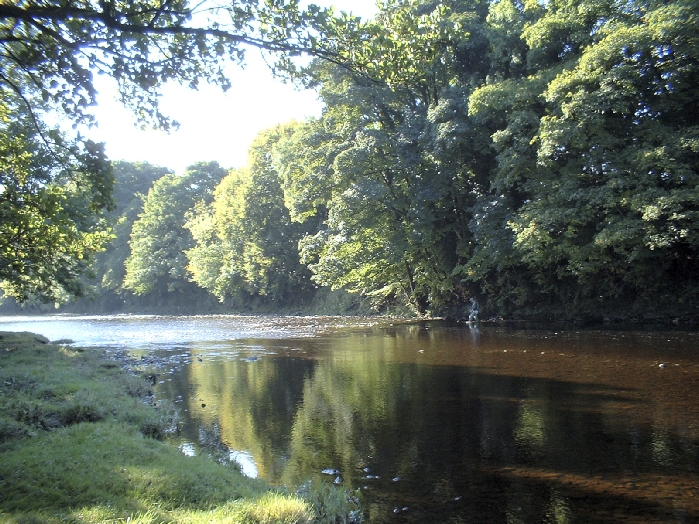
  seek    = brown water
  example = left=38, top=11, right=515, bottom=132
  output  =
left=151, top=321, right=699, bottom=523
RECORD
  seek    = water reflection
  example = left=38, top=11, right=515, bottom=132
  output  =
left=153, top=323, right=699, bottom=523
left=3, top=315, right=696, bottom=521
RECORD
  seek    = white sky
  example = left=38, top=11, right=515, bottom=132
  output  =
left=85, top=0, right=378, bottom=175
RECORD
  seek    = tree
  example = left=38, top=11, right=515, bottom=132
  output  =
left=510, top=0, right=699, bottom=314
left=0, top=96, right=113, bottom=303
left=273, top=0, right=699, bottom=319
left=95, top=161, right=171, bottom=293
left=452, top=0, right=699, bottom=318
left=124, top=161, right=226, bottom=297
left=274, top=0, right=493, bottom=315
left=187, top=124, right=314, bottom=306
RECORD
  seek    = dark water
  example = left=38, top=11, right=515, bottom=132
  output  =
left=2, top=316, right=698, bottom=523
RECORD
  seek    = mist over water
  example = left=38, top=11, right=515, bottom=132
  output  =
left=2, top=315, right=698, bottom=523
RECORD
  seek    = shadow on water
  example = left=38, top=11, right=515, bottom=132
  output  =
left=151, top=322, right=699, bottom=523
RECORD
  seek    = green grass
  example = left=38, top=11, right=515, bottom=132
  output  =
left=0, top=332, right=361, bottom=523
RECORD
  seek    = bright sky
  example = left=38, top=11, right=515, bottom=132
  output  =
left=86, top=1, right=378, bottom=175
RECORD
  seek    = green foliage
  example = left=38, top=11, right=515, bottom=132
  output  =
left=0, top=98, right=113, bottom=304
left=124, top=161, right=226, bottom=296
left=0, top=0, right=368, bottom=307
left=273, top=0, right=493, bottom=315
left=187, top=125, right=314, bottom=306
left=463, top=0, right=699, bottom=317
left=0, top=0, right=367, bottom=130
left=34, top=0, right=698, bottom=320
left=95, top=161, right=172, bottom=293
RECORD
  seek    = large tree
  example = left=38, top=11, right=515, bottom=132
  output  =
left=95, top=161, right=171, bottom=293
left=275, top=0, right=699, bottom=319
left=464, top=0, right=699, bottom=317
left=187, top=124, right=314, bottom=306
left=274, top=0, right=491, bottom=315
left=124, top=161, right=226, bottom=297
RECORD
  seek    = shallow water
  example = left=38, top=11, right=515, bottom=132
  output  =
left=2, top=315, right=698, bottom=523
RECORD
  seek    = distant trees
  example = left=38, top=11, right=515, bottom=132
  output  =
left=0, top=0, right=364, bottom=303
left=94, top=161, right=172, bottom=293
left=124, top=162, right=227, bottom=297
left=186, top=125, right=314, bottom=306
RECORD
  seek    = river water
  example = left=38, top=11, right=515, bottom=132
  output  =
left=1, top=315, right=698, bottom=523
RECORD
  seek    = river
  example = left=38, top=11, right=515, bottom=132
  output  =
left=1, top=315, right=698, bottom=523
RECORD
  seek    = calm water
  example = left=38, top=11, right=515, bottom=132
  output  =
left=2, top=315, right=699, bottom=523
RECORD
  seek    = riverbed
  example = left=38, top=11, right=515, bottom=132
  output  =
left=1, top=315, right=697, bottom=523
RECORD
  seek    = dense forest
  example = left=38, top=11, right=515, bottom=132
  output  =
left=1, top=0, right=698, bottom=321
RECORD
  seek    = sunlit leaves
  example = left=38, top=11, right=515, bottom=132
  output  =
left=124, top=162, right=226, bottom=295
left=0, top=0, right=363, bottom=129
left=93, top=161, right=171, bottom=292
left=186, top=125, right=313, bottom=304
left=0, top=98, right=113, bottom=303
left=483, top=0, right=699, bottom=313
left=16, top=0, right=695, bottom=317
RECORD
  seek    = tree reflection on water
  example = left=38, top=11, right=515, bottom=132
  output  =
left=157, top=323, right=699, bottom=523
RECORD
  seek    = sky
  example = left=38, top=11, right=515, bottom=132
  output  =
left=85, top=0, right=379, bottom=175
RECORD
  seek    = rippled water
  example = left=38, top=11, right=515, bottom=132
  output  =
left=2, top=315, right=698, bottom=523
left=0, top=314, right=378, bottom=348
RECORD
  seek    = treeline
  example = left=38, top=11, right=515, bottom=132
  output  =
left=24, top=0, right=699, bottom=320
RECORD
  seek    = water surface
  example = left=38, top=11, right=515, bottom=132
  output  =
left=2, top=315, right=698, bottom=523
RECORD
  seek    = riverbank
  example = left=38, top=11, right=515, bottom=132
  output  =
left=0, top=332, right=361, bottom=523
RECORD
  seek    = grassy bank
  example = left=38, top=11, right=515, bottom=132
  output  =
left=0, top=332, right=361, bottom=523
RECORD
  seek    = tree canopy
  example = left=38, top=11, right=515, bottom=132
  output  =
left=0, top=95, right=113, bottom=302
left=271, top=0, right=699, bottom=318
left=7, top=0, right=697, bottom=320
left=186, top=124, right=315, bottom=306
left=124, top=161, right=226, bottom=296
